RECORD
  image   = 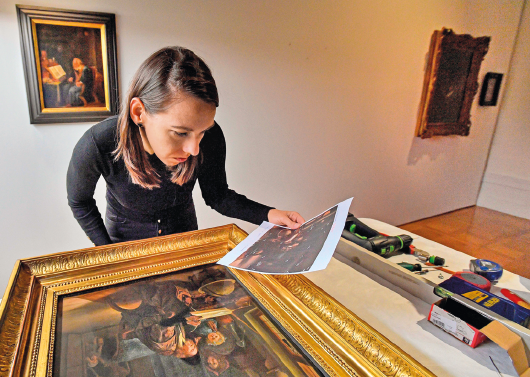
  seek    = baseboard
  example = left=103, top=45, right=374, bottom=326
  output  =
left=477, top=173, right=530, bottom=220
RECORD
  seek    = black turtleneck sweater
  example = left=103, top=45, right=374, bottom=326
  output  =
left=67, top=116, right=272, bottom=245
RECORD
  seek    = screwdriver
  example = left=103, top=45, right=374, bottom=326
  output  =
left=398, top=262, right=422, bottom=271
left=398, top=262, right=448, bottom=272
left=409, top=245, right=445, bottom=266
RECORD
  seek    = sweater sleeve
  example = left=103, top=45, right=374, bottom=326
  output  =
left=197, top=123, right=273, bottom=225
left=66, top=128, right=112, bottom=246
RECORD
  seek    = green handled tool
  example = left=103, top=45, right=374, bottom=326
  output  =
left=342, top=214, right=413, bottom=258
left=397, top=262, right=448, bottom=272
left=398, top=262, right=423, bottom=272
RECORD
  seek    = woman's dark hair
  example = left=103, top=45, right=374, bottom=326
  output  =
left=114, top=46, right=219, bottom=188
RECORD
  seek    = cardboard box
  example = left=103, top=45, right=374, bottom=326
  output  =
left=428, top=297, right=490, bottom=348
left=428, top=298, right=530, bottom=376
left=481, top=321, right=530, bottom=377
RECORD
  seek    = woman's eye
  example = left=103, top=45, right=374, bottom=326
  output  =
left=173, top=131, right=187, bottom=137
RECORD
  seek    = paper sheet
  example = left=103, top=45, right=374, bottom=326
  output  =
left=217, top=198, right=353, bottom=274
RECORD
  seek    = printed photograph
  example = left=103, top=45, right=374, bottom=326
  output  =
left=229, top=206, right=338, bottom=274
left=34, top=21, right=107, bottom=109
left=53, top=265, right=322, bottom=377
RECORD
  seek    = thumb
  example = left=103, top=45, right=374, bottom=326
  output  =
left=285, top=217, right=301, bottom=229
left=289, top=212, right=305, bottom=225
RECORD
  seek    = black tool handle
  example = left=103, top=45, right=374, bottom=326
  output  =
left=369, top=234, right=413, bottom=258
left=341, top=229, right=373, bottom=251
left=344, top=214, right=380, bottom=238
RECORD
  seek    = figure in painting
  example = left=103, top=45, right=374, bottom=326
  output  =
left=67, top=57, right=95, bottom=106
left=40, top=50, right=55, bottom=83
left=85, top=336, right=131, bottom=377
left=40, top=50, right=70, bottom=107
left=86, top=355, right=130, bottom=377
left=108, top=281, right=204, bottom=363
left=203, top=350, right=246, bottom=377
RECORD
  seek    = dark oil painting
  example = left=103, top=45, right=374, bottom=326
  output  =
left=54, top=265, right=322, bottom=377
left=35, top=22, right=107, bottom=109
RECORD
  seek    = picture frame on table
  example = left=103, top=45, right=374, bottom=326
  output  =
left=16, top=5, right=119, bottom=124
left=415, top=28, right=490, bottom=138
left=0, top=225, right=435, bottom=377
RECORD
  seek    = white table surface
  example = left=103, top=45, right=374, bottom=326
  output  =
left=304, top=218, right=530, bottom=377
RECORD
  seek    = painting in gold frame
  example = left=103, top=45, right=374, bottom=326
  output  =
left=0, top=225, right=435, bottom=377
left=415, top=28, right=490, bottom=138
left=16, top=5, right=119, bottom=124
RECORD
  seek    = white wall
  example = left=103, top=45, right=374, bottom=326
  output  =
left=0, top=0, right=524, bottom=294
left=477, top=0, right=530, bottom=219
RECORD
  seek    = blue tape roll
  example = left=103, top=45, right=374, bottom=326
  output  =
left=469, top=259, right=503, bottom=281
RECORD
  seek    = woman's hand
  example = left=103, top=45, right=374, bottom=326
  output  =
left=268, top=209, right=305, bottom=229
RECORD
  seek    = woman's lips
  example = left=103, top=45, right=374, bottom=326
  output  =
left=172, top=157, right=188, bottom=163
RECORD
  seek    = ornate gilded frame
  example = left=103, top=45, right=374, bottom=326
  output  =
left=415, top=28, right=490, bottom=138
left=0, top=225, right=434, bottom=377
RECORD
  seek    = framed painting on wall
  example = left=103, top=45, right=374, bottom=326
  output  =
left=0, top=225, right=435, bottom=377
left=16, top=5, right=119, bottom=124
left=415, top=28, right=490, bottom=138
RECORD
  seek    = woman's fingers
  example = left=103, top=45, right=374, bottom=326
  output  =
left=268, top=209, right=305, bottom=229
left=288, top=211, right=305, bottom=225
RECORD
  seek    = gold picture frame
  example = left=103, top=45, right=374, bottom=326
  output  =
left=415, top=28, right=490, bottom=138
left=0, top=225, right=434, bottom=377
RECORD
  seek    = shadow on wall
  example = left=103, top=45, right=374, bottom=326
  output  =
left=407, top=135, right=462, bottom=166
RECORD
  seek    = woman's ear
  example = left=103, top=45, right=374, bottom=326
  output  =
left=130, top=97, right=155, bottom=154
left=130, top=97, right=145, bottom=125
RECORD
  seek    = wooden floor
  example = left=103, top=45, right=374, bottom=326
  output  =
left=399, top=206, right=530, bottom=279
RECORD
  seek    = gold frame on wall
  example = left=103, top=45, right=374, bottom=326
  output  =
left=0, top=225, right=435, bottom=377
left=415, top=28, right=490, bottom=138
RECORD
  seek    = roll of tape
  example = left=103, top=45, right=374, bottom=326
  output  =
left=469, top=259, right=503, bottom=281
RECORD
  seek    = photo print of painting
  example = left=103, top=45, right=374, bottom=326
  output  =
left=54, top=265, right=322, bottom=377
left=35, top=22, right=106, bottom=110
left=229, top=206, right=338, bottom=274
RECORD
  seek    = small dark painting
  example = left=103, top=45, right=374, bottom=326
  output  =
left=479, top=72, right=503, bottom=106
left=36, top=23, right=106, bottom=109
left=17, top=6, right=119, bottom=124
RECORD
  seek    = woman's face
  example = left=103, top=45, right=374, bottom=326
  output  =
left=141, top=93, right=216, bottom=167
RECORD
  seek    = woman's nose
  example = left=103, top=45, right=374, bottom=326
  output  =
left=183, top=137, right=200, bottom=156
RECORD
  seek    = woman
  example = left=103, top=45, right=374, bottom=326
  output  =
left=67, top=46, right=304, bottom=246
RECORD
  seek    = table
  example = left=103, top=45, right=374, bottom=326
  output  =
left=43, top=81, right=62, bottom=107
left=304, top=219, right=530, bottom=377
